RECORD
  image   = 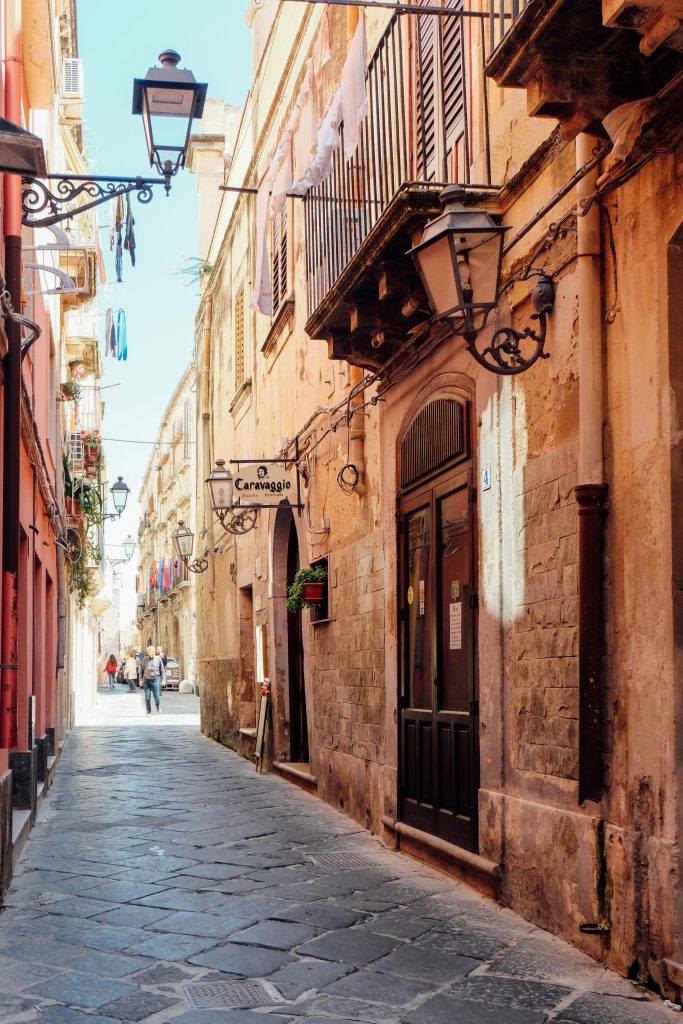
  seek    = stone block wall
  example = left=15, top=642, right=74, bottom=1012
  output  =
left=308, top=530, right=386, bottom=768
left=512, top=440, right=579, bottom=780
left=198, top=656, right=240, bottom=749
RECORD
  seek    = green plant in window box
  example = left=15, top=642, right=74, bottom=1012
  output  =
left=286, top=565, right=327, bottom=614
left=60, top=379, right=82, bottom=403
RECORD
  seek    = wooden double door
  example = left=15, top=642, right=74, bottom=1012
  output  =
left=398, top=467, right=479, bottom=851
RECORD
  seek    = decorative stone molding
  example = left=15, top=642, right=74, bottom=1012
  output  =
left=262, top=298, right=295, bottom=358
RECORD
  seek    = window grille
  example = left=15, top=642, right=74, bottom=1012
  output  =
left=400, top=399, right=467, bottom=487
left=65, top=431, right=84, bottom=473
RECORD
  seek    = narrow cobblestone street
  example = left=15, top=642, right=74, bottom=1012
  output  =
left=0, top=690, right=674, bottom=1024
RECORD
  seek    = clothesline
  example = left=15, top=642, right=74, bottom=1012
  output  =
left=276, top=0, right=497, bottom=16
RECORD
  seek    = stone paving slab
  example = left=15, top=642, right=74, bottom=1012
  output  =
left=0, top=690, right=676, bottom=1024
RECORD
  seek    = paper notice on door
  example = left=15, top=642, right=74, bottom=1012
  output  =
left=449, top=602, right=462, bottom=651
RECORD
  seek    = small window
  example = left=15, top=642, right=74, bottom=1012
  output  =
left=310, top=556, right=329, bottom=623
left=271, top=206, right=288, bottom=316
left=234, top=285, right=245, bottom=388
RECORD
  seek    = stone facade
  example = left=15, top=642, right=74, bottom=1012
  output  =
left=184, top=0, right=683, bottom=995
left=136, top=365, right=197, bottom=682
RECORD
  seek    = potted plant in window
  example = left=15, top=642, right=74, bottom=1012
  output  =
left=81, top=431, right=103, bottom=476
left=60, top=379, right=82, bottom=403
left=286, top=565, right=327, bottom=614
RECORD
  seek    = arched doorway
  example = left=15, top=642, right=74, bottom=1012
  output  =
left=286, top=514, right=309, bottom=763
left=397, top=396, right=479, bottom=851
left=272, top=506, right=310, bottom=764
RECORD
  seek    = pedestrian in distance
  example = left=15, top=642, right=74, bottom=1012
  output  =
left=105, top=654, right=118, bottom=689
left=141, top=645, right=165, bottom=715
left=124, top=651, right=138, bottom=693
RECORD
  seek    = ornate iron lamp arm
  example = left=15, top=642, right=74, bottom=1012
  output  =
left=21, top=171, right=172, bottom=229
left=463, top=274, right=555, bottom=376
left=179, top=552, right=209, bottom=574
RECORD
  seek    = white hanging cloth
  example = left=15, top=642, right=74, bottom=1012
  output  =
left=251, top=13, right=368, bottom=313
left=251, top=172, right=274, bottom=315
left=313, top=10, right=331, bottom=86
left=340, top=12, right=368, bottom=160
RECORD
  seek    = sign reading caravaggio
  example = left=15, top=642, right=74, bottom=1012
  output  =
left=231, top=460, right=299, bottom=509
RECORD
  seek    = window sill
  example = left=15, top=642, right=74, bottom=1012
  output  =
left=229, top=378, right=252, bottom=418
left=262, top=297, right=294, bottom=358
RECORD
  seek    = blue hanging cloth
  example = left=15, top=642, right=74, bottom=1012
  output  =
left=115, top=309, right=127, bottom=361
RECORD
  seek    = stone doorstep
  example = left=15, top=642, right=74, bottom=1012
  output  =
left=272, top=762, right=318, bottom=792
left=380, top=815, right=501, bottom=901
left=11, top=808, right=31, bottom=870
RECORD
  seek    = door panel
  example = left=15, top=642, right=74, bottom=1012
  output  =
left=399, top=467, right=478, bottom=851
left=406, top=505, right=433, bottom=710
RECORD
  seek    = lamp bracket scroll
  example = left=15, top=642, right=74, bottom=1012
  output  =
left=21, top=173, right=170, bottom=230
left=465, top=274, right=555, bottom=376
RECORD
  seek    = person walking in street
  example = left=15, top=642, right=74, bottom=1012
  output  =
left=105, top=654, right=118, bottom=689
left=141, top=645, right=165, bottom=714
left=124, top=651, right=138, bottom=693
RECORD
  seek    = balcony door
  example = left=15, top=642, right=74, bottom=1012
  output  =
left=398, top=398, right=478, bottom=851
left=413, top=0, right=469, bottom=184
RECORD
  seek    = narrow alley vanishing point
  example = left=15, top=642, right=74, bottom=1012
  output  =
left=0, top=694, right=673, bottom=1024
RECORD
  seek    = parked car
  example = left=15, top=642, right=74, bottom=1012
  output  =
left=163, top=657, right=180, bottom=690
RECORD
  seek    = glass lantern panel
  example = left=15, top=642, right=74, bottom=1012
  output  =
left=416, top=234, right=460, bottom=318
left=176, top=531, right=193, bottom=558
left=459, top=231, right=502, bottom=309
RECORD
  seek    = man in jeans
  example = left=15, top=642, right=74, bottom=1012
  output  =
left=141, top=645, right=165, bottom=714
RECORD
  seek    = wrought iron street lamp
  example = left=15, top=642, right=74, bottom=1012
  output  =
left=205, top=459, right=258, bottom=536
left=123, top=535, right=136, bottom=561
left=110, top=476, right=130, bottom=517
left=15, top=50, right=207, bottom=228
left=172, top=520, right=208, bottom=574
left=133, top=50, right=207, bottom=179
left=410, top=186, right=555, bottom=375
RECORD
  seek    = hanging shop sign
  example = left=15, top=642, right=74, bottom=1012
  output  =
left=230, top=459, right=302, bottom=510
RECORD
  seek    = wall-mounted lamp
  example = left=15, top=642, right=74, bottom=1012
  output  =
left=205, top=459, right=258, bottom=536
left=409, top=186, right=555, bottom=375
left=172, top=521, right=208, bottom=574
left=109, top=476, right=130, bottom=517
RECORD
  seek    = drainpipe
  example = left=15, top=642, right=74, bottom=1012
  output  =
left=1, top=0, right=23, bottom=751
left=575, top=133, right=608, bottom=805
left=202, top=296, right=215, bottom=592
left=345, top=7, right=366, bottom=497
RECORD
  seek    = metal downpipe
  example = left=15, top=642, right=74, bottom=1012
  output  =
left=575, top=133, right=608, bottom=805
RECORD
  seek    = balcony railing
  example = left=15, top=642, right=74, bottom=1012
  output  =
left=487, top=0, right=530, bottom=52
left=304, top=8, right=496, bottom=320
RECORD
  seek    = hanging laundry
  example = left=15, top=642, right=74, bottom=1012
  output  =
left=313, top=10, right=331, bottom=86
left=292, top=61, right=317, bottom=186
left=150, top=561, right=157, bottom=588
left=114, top=194, right=124, bottom=283
left=104, top=308, right=114, bottom=358
left=341, top=12, right=368, bottom=160
left=251, top=170, right=275, bottom=315
left=109, top=201, right=115, bottom=251
left=115, top=308, right=127, bottom=362
left=162, top=560, right=170, bottom=590
left=270, top=135, right=293, bottom=218
left=124, top=193, right=136, bottom=267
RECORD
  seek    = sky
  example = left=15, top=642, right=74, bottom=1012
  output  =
left=77, top=0, right=253, bottom=627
